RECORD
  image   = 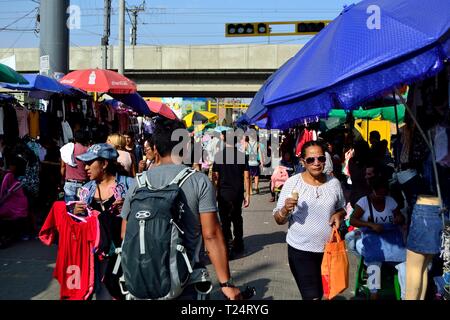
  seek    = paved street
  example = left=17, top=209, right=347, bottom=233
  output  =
left=0, top=179, right=357, bottom=300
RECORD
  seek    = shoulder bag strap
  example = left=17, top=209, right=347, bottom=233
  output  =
left=367, top=195, right=375, bottom=223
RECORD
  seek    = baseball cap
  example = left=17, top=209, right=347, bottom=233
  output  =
left=76, top=143, right=119, bottom=162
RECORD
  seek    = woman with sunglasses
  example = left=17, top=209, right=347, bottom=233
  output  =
left=273, top=140, right=346, bottom=300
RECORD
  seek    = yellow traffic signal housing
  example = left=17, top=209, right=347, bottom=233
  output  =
left=225, top=20, right=331, bottom=37
left=226, top=22, right=269, bottom=37
left=296, top=21, right=327, bottom=35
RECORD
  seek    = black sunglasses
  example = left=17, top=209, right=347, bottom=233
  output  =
left=304, top=156, right=326, bottom=164
left=84, top=158, right=100, bottom=166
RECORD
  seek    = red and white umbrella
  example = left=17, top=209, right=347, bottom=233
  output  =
left=60, top=69, right=137, bottom=94
left=146, top=100, right=178, bottom=120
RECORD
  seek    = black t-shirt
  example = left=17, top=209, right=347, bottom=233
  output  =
left=213, top=146, right=249, bottom=200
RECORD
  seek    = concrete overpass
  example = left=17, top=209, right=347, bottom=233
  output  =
left=0, top=44, right=302, bottom=97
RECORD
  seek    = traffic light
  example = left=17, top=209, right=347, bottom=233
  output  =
left=226, top=22, right=269, bottom=37
left=296, top=21, right=327, bottom=35
left=225, top=21, right=330, bottom=37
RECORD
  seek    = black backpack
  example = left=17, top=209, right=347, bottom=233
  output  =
left=119, top=167, right=211, bottom=300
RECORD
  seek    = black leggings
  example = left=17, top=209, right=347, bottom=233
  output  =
left=288, top=245, right=324, bottom=300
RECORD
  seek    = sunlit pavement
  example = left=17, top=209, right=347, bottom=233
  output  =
left=0, top=179, right=358, bottom=300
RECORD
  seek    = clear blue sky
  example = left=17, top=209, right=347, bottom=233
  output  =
left=0, top=0, right=353, bottom=49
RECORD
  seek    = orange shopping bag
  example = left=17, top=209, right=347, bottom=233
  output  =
left=321, top=226, right=349, bottom=300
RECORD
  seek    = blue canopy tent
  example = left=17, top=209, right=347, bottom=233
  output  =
left=108, top=92, right=150, bottom=116
left=256, top=0, right=449, bottom=209
left=262, top=0, right=449, bottom=129
left=1, top=73, right=88, bottom=99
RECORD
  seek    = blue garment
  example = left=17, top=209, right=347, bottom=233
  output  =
left=360, top=224, right=406, bottom=263
left=83, top=174, right=134, bottom=205
left=64, top=180, right=84, bottom=203
left=406, top=203, right=443, bottom=254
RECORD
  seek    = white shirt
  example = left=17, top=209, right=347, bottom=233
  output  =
left=356, top=195, right=398, bottom=224
left=273, top=173, right=346, bottom=252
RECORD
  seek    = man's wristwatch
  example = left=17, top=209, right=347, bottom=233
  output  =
left=220, top=278, right=235, bottom=288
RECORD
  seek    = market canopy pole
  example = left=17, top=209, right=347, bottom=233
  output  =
left=393, top=92, right=401, bottom=170
left=39, top=0, right=70, bottom=78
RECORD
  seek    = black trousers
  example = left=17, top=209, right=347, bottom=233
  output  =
left=288, top=245, right=324, bottom=300
left=218, top=195, right=244, bottom=246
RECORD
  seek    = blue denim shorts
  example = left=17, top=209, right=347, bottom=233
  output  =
left=406, top=204, right=443, bottom=254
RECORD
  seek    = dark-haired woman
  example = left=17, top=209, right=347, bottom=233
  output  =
left=73, top=143, right=134, bottom=300
left=273, top=141, right=346, bottom=300
left=350, top=176, right=406, bottom=299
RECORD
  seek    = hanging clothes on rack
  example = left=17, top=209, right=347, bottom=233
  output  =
left=435, top=125, right=450, bottom=167
left=294, top=128, right=314, bottom=157
left=2, top=103, right=19, bottom=143
left=60, top=100, right=73, bottom=144
left=15, top=104, right=29, bottom=138
left=117, top=112, right=129, bottom=134
left=0, top=105, right=4, bottom=135
left=136, top=116, right=143, bottom=136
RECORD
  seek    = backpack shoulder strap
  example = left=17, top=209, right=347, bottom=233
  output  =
left=169, top=167, right=193, bottom=186
left=136, top=173, right=148, bottom=188
left=178, top=168, right=197, bottom=187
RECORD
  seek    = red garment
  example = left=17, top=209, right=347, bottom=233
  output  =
left=39, top=201, right=100, bottom=300
left=295, top=129, right=314, bottom=157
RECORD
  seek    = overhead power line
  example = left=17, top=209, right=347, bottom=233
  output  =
left=0, top=7, right=37, bottom=31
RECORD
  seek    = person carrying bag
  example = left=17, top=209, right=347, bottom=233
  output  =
left=321, top=226, right=349, bottom=300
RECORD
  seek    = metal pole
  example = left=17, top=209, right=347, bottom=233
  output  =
left=397, top=90, right=443, bottom=209
left=118, top=0, right=125, bottom=74
left=102, top=0, right=112, bottom=69
left=393, top=100, right=400, bottom=170
left=39, top=0, right=70, bottom=78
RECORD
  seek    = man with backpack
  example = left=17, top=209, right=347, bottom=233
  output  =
left=119, top=118, right=241, bottom=300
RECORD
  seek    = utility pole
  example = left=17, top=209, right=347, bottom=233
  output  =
left=39, top=0, right=70, bottom=78
left=102, top=0, right=112, bottom=69
left=128, top=1, right=145, bottom=46
left=118, top=0, right=125, bottom=74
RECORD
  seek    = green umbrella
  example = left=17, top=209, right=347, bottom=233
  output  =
left=0, top=63, right=28, bottom=84
left=328, top=105, right=405, bottom=123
